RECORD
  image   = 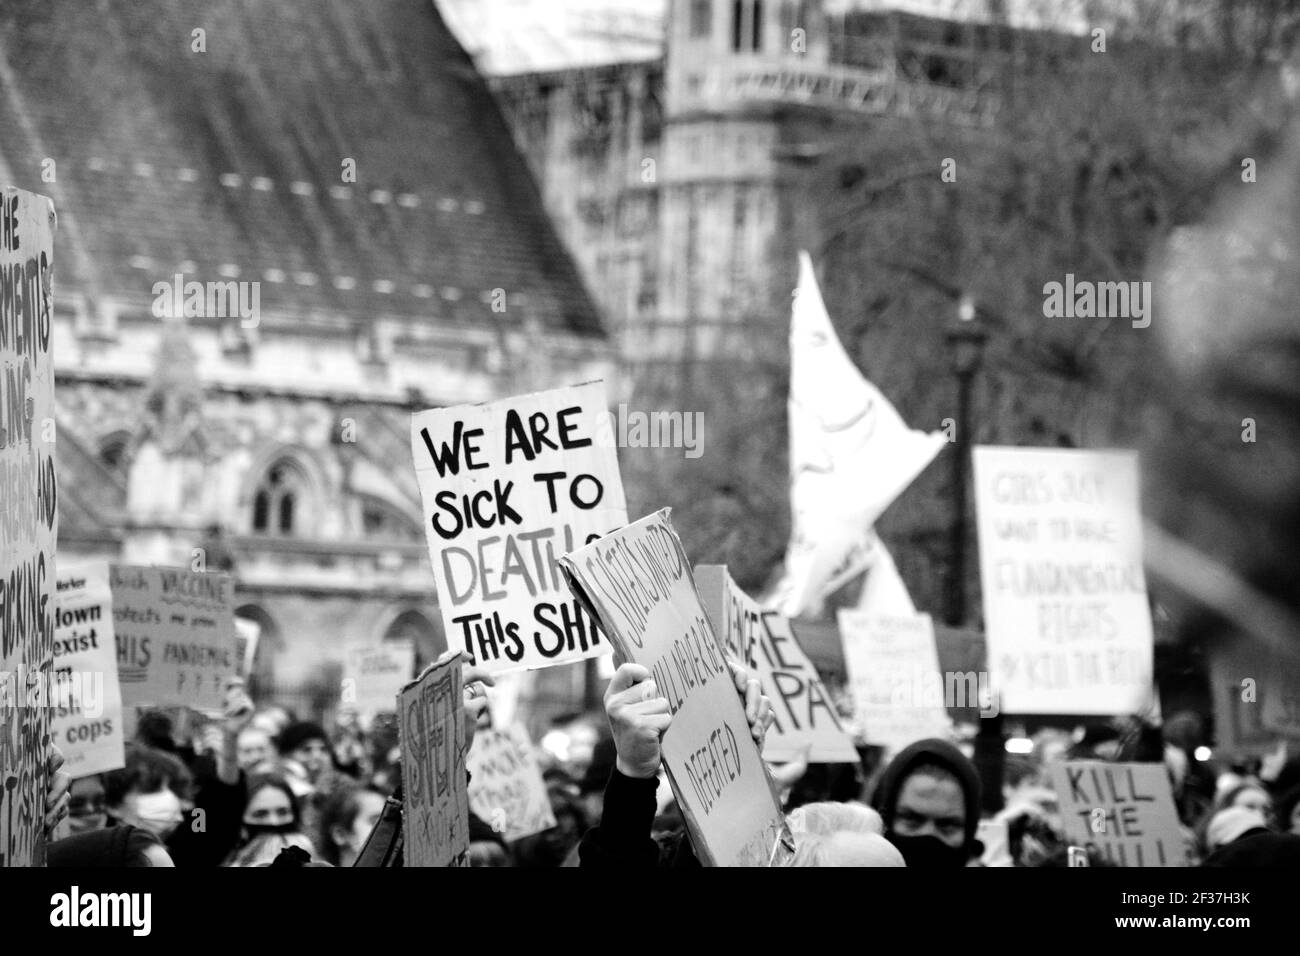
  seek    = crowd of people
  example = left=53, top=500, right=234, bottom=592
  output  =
left=36, top=661, right=1300, bottom=868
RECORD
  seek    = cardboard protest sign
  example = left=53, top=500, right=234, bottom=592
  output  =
left=109, top=566, right=238, bottom=714
left=838, top=609, right=953, bottom=752
left=343, top=640, right=414, bottom=723
left=560, top=509, right=793, bottom=866
left=399, top=650, right=470, bottom=866
left=466, top=724, right=557, bottom=842
left=1051, top=760, right=1187, bottom=867
left=0, top=186, right=57, bottom=867
left=411, top=381, right=628, bottom=676
left=233, top=617, right=260, bottom=680
left=696, top=565, right=857, bottom=763
left=973, top=447, right=1154, bottom=715
left=52, top=563, right=125, bottom=778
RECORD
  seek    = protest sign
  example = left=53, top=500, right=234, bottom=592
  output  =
left=973, top=447, right=1154, bottom=715
left=838, top=609, right=953, bottom=752
left=560, top=509, right=793, bottom=866
left=466, top=724, right=557, bottom=842
left=52, top=563, right=125, bottom=778
left=399, top=650, right=469, bottom=866
left=233, top=617, right=260, bottom=680
left=695, top=565, right=857, bottom=763
left=109, top=566, right=238, bottom=714
left=0, top=186, right=57, bottom=866
left=411, top=381, right=628, bottom=675
left=1051, top=760, right=1187, bottom=867
left=343, top=640, right=414, bottom=723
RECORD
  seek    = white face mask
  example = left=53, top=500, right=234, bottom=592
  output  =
left=131, top=790, right=184, bottom=838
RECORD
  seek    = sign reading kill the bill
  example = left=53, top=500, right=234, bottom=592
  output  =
left=109, top=566, right=238, bottom=713
left=973, top=447, right=1154, bottom=715
left=0, top=186, right=57, bottom=867
left=52, top=563, right=125, bottom=778
left=400, top=650, right=470, bottom=866
left=411, top=381, right=628, bottom=675
left=1051, top=760, right=1187, bottom=866
left=695, top=565, right=857, bottom=763
left=466, top=724, right=557, bottom=843
left=560, top=510, right=793, bottom=867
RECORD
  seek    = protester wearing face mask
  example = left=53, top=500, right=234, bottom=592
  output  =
left=871, top=738, right=984, bottom=868
left=223, top=774, right=316, bottom=867
left=103, top=744, right=193, bottom=842
left=60, top=775, right=108, bottom=838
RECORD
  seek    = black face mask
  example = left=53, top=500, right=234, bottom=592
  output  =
left=244, top=822, right=299, bottom=839
left=887, top=832, right=970, bottom=868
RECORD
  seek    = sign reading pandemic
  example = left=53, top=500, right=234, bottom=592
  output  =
left=411, top=382, right=628, bottom=675
left=109, top=566, right=238, bottom=714
left=1051, top=761, right=1187, bottom=867
left=399, top=650, right=469, bottom=866
left=838, top=609, right=952, bottom=752
left=0, top=186, right=57, bottom=867
left=560, top=510, right=793, bottom=867
left=695, top=565, right=857, bottom=763
left=52, top=563, right=125, bottom=778
left=973, top=447, right=1154, bottom=715
left=466, top=724, right=557, bottom=843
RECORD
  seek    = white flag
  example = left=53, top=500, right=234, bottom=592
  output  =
left=857, top=534, right=917, bottom=615
left=767, top=252, right=946, bottom=617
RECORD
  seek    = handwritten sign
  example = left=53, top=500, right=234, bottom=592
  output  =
left=233, top=617, right=260, bottom=680
left=399, top=650, right=469, bottom=866
left=696, top=565, right=857, bottom=763
left=343, top=640, right=414, bottom=723
left=1051, top=760, right=1186, bottom=867
left=52, top=563, right=125, bottom=778
left=109, top=566, right=237, bottom=714
left=0, top=186, right=57, bottom=867
left=466, top=724, right=557, bottom=842
left=411, top=381, right=628, bottom=675
left=973, top=447, right=1154, bottom=714
left=560, top=509, right=793, bottom=866
left=838, top=610, right=952, bottom=752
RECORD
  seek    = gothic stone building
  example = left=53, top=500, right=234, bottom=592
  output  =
left=0, top=0, right=612, bottom=714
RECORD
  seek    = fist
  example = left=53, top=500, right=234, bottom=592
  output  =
left=605, top=664, right=672, bottom=780
left=462, top=664, right=496, bottom=752
left=222, top=677, right=255, bottom=736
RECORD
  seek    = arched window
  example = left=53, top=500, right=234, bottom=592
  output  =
left=360, top=497, right=421, bottom=541
left=253, top=461, right=306, bottom=535
left=383, top=609, right=446, bottom=674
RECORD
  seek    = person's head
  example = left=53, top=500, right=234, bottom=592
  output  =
left=237, top=727, right=274, bottom=774
left=467, top=812, right=512, bottom=867
left=1222, top=782, right=1273, bottom=825
left=251, top=706, right=292, bottom=739
left=103, top=745, right=193, bottom=840
left=134, top=710, right=177, bottom=752
left=66, top=775, right=108, bottom=835
left=319, top=785, right=386, bottom=868
left=48, top=824, right=174, bottom=867
left=277, top=721, right=332, bottom=785
left=787, top=830, right=905, bottom=867
left=1276, top=786, right=1300, bottom=837
left=242, top=774, right=302, bottom=836
left=1206, top=805, right=1270, bottom=852
left=872, top=738, right=982, bottom=868
left=787, top=801, right=883, bottom=837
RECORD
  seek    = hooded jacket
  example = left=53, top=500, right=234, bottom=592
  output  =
left=871, top=738, right=983, bottom=858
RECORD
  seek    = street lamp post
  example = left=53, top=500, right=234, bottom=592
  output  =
left=945, top=296, right=987, bottom=628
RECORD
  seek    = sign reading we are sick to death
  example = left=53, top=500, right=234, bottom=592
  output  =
left=973, top=447, right=1154, bottom=715
left=109, top=566, right=238, bottom=714
left=1051, top=760, right=1187, bottom=867
left=400, top=650, right=469, bottom=866
left=0, top=185, right=58, bottom=867
left=560, top=510, right=793, bottom=867
left=411, top=381, right=628, bottom=675
left=52, top=563, right=125, bottom=778
left=695, top=565, right=857, bottom=763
